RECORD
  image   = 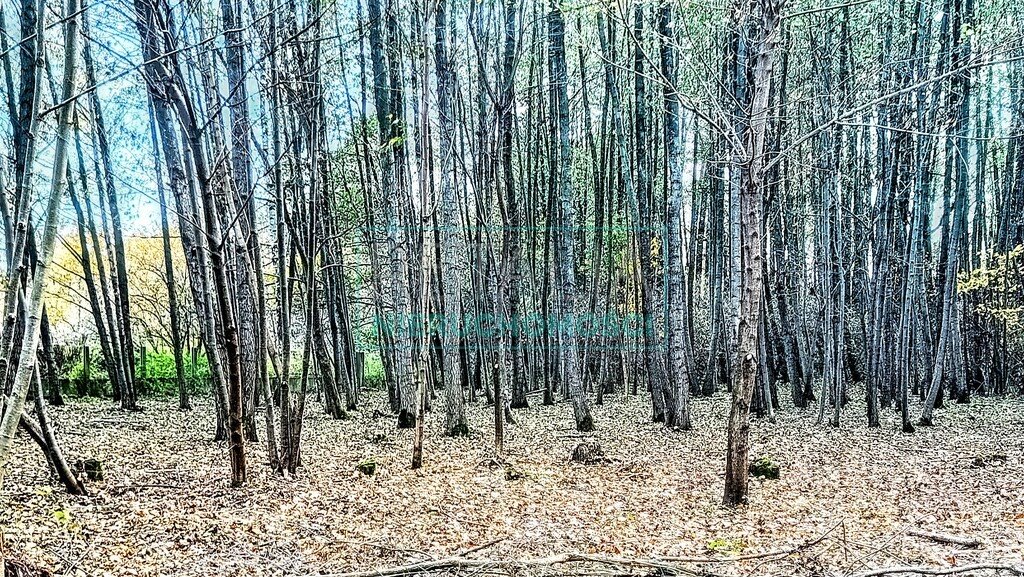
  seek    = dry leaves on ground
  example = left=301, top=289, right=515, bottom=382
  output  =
left=1, top=391, right=1022, bottom=577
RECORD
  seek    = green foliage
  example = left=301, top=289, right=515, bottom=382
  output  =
left=138, top=350, right=209, bottom=396
left=61, top=349, right=210, bottom=397
left=363, top=352, right=385, bottom=390
left=140, top=350, right=207, bottom=381
left=51, top=508, right=80, bottom=533
left=748, top=456, right=780, bottom=479
left=356, top=458, right=377, bottom=476
left=64, top=360, right=108, bottom=382
left=707, top=538, right=746, bottom=555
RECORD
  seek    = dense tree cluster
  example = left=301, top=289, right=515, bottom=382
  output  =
left=0, top=0, right=1022, bottom=506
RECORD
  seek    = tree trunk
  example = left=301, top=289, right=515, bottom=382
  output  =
left=549, top=0, right=594, bottom=432
left=0, top=0, right=78, bottom=481
left=147, top=96, right=190, bottom=411
left=723, top=0, right=781, bottom=507
left=660, top=0, right=692, bottom=430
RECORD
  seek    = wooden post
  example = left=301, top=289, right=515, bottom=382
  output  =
left=355, top=351, right=364, bottom=392
left=412, top=366, right=426, bottom=469
left=82, top=346, right=91, bottom=396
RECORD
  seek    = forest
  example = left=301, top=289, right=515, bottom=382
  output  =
left=0, top=0, right=1023, bottom=573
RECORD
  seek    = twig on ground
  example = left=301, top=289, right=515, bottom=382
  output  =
left=850, top=563, right=1023, bottom=577
left=458, top=538, right=507, bottom=557
left=315, top=523, right=843, bottom=577
left=844, top=520, right=851, bottom=564
left=310, top=553, right=717, bottom=577
left=61, top=542, right=95, bottom=576
left=332, top=539, right=433, bottom=560
left=838, top=537, right=912, bottom=568
left=109, top=483, right=188, bottom=491
left=844, top=517, right=924, bottom=573
left=906, top=530, right=982, bottom=548
left=659, top=519, right=843, bottom=564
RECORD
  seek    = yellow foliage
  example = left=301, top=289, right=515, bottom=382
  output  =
left=43, top=233, right=192, bottom=346
left=958, top=245, right=1024, bottom=329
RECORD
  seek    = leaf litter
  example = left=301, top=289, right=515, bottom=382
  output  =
left=1, top=392, right=1022, bottom=577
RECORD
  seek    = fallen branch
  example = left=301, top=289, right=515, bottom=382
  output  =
left=657, top=520, right=842, bottom=564
left=312, top=553, right=711, bottom=577
left=313, top=522, right=841, bottom=577
left=906, top=530, right=982, bottom=548
left=457, top=538, right=507, bottom=557
left=850, top=563, right=1024, bottom=577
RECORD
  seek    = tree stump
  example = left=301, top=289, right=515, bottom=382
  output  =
left=570, top=442, right=607, bottom=465
left=504, top=464, right=525, bottom=481
left=74, top=458, right=104, bottom=482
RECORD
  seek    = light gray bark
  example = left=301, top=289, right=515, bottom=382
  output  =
left=0, top=0, right=77, bottom=481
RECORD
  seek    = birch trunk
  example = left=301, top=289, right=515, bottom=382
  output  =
left=0, top=0, right=77, bottom=479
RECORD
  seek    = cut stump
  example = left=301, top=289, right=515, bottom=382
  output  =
left=570, top=442, right=607, bottom=465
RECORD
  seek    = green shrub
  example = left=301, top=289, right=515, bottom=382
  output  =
left=748, top=456, right=780, bottom=479
left=363, top=352, right=385, bottom=390
left=356, top=458, right=377, bottom=476
left=64, top=360, right=108, bottom=382
left=61, top=349, right=212, bottom=397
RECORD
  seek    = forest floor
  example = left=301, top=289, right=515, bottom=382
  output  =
left=1, top=391, right=1023, bottom=577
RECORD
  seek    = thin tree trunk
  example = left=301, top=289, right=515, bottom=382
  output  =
left=549, top=1, right=592, bottom=431
left=147, top=96, right=190, bottom=411
left=660, top=0, right=692, bottom=430
left=0, top=0, right=78, bottom=480
left=723, top=0, right=782, bottom=507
